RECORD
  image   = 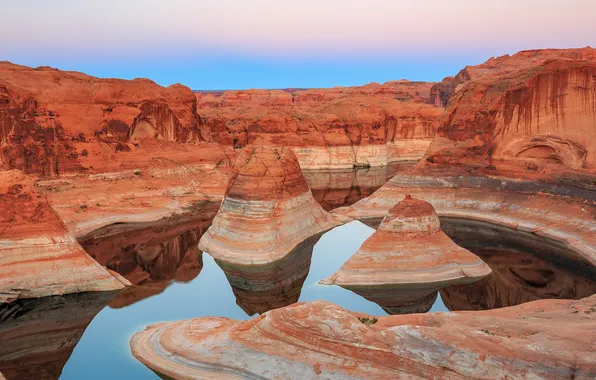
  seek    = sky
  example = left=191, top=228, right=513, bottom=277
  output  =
left=1, top=0, right=594, bottom=89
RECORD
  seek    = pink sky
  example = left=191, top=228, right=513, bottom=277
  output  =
left=0, top=0, right=593, bottom=88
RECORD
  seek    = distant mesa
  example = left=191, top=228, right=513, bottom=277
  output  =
left=321, top=195, right=491, bottom=314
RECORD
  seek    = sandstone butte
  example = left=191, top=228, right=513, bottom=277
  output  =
left=199, top=146, right=350, bottom=267
left=130, top=297, right=596, bottom=379
left=422, top=47, right=596, bottom=176
left=197, top=81, right=443, bottom=169
left=0, top=169, right=130, bottom=302
left=322, top=195, right=491, bottom=314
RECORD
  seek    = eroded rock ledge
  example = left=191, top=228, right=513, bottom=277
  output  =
left=333, top=175, right=596, bottom=267
left=130, top=297, right=596, bottom=379
left=0, top=170, right=129, bottom=303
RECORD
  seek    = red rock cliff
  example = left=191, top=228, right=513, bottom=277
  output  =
left=0, top=62, right=202, bottom=176
left=423, top=51, right=596, bottom=173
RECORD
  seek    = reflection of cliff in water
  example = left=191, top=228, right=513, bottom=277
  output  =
left=440, top=218, right=596, bottom=311
left=79, top=202, right=219, bottom=308
left=215, top=234, right=323, bottom=316
left=0, top=292, right=117, bottom=380
left=304, top=164, right=409, bottom=211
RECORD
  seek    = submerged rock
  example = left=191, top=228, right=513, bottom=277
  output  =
left=199, top=146, right=348, bottom=266
left=130, top=296, right=596, bottom=379
left=322, top=195, right=491, bottom=313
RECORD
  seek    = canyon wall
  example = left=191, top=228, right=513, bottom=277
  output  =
left=197, top=81, right=442, bottom=168
left=423, top=48, right=596, bottom=174
left=0, top=62, right=202, bottom=176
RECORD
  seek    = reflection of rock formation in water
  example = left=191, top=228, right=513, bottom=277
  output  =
left=440, top=247, right=596, bottom=311
left=0, top=291, right=116, bottom=380
left=199, top=146, right=348, bottom=267
left=131, top=296, right=596, bottom=380
left=216, top=234, right=322, bottom=316
left=79, top=202, right=218, bottom=307
left=303, top=166, right=406, bottom=211
left=322, top=196, right=491, bottom=314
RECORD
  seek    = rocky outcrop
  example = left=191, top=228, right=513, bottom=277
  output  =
left=0, top=170, right=129, bottom=303
left=423, top=48, right=596, bottom=173
left=199, top=146, right=348, bottom=266
left=0, top=62, right=202, bottom=176
left=0, top=291, right=116, bottom=380
left=130, top=296, right=596, bottom=379
left=428, top=47, right=596, bottom=107
left=322, top=195, right=491, bottom=314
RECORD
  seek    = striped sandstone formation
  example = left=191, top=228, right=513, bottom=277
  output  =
left=321, top=195, right=491, bottom=314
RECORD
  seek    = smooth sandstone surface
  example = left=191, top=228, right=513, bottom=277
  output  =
left=0, top=170, right=129, bottom=303
left=130, top=297, right=596, bottom=379
left=199, top=146, right=349, bottom=266
left=322, top=196, right=491, bottom=313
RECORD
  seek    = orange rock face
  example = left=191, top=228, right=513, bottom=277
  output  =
left=0, top=170, right=129, bottom=302
left=130, top=297, right=596, bottom=379
left=0, top=62, right=204, bottom=176
left=197, top=82, right=443, bottom=168
left=423, top=48, right=596, bottom=174
left=322, top=195, right=491, bottom=313
left=199, top=146, right=348, bottom=266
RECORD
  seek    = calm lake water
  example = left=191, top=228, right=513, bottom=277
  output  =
left=1, top=167, right=595, bottom=380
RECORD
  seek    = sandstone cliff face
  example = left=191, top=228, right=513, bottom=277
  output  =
left=130, top=297, right=596, bottom=380
left=198, top=146, right=348, bottom=266
left=198, top=81, right=443, bottom=168
left=0, top=62, right=202, bottom=176
left=0, top=170, right=129, bottom=303
left=424, top=56, right=596, bottom=173
left=322, top=195, right=491, bottom=314
left=429, top=47, right=596, bottom=107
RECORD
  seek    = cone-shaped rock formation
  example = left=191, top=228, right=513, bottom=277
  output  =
left=199, top=146, right=348, bottom=266
left=321, top=195, right=491, bottom=313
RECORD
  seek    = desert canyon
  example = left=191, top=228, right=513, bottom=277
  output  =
left=0, top=47, right=595, bottom=379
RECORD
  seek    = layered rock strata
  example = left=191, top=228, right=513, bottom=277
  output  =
left=423, top=49, right=596, bottom=174
left=0, top=61, right=203, bottom=176
left=131, top=297, right=596, bottom=379
left=198, top=86, right=443, bottom=168
left=322, top=195, right=491, bottom=313
left=199, top=146, right=348, bottom=266
left=333, top=175, right=596, bottom=267
left=0, top=170, right=129, bottom=303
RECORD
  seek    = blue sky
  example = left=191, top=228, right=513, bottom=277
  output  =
left=1, top=0, right=594, bottom=89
